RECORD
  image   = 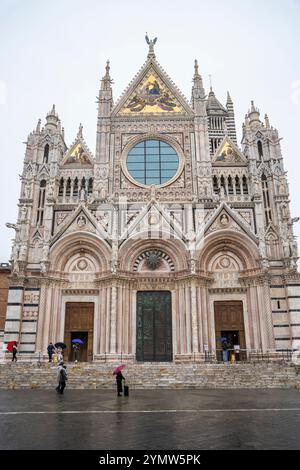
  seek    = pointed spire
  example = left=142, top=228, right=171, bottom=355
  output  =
left=101, top=60, right=113, bottom=91
left=191, top=59, right=206, bottom=113
left=265, top=114, right=270, bottom=129
left=226, top=91, right=233, bottom=105
left=193, top=59, right=203, bottom=88
left=226, top=91, right=237, bottom=144
left=36, top=119, right=41, bottom=133
left=47, top=104, right=57, bottom=117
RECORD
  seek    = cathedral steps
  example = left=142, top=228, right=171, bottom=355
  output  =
left=0, top=362, right=299, bottom=390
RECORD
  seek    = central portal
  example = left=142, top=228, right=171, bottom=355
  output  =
left=136, top=291, right=172, bottom=362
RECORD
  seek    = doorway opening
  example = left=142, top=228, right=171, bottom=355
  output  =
left=136, top=291, right=173, bottom=362
left=64, top=302, right=94, bottom=362
left=214, top=301, right=246, bottom=361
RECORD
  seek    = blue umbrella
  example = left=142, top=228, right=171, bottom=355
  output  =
left=72, top=339, right=84, bottom=344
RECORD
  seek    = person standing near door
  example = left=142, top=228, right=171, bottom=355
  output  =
left=47, top=343, right=55, bottom=362
left=221, top=339, right=229, bottom=362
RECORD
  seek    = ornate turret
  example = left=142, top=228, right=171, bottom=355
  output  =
left=191, top=60, right=206, bottom=115
left=45, top=104, right=59, bottom=130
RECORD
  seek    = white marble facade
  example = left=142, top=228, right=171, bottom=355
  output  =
left=1, top=40, right=300, bottom=362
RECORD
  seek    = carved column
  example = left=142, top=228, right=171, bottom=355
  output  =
left=110, top=283, right=117, bottom=354
left=191, top=281, right=200, bottom=353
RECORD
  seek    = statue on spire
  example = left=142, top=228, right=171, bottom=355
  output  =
left=145, top=33, right=157, bottom=58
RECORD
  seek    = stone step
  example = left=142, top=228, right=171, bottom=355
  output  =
left=0, top=362, right=299, bottom=389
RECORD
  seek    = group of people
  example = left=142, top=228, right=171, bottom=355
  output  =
left=47, top=343, right=64, bottom=363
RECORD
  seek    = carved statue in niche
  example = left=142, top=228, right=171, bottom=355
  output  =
left=283, top=239, right=290, bottom=258
left=77, top=215, right=86, bottom=228
left=47, top=180, right=55, bottom=199
left=279, top=181, right=287, bottom=195
left=290, top=240, right=298, bottom=258
left=40, top=262, right=47, bottom=274
left=281, top=204, right=288, bottom=219
left=19, top=245, right=27, bottom=261
left=190, top=258, right=196, bottom=274
left=20, top=206, right=27, bottom=222
left=220, top=214, right=229, bottom=227
left=98, top=212, right=109, bottom=229
left=42, top=244, right=49, bottom=261
left=99, top=187, right=107, bottom=202
left=80, top=188, right=86, bottom=202
left=23, top=182, right=32, bottom=199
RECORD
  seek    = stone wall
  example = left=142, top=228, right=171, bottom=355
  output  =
left=0, top=265, right=10, bottom=348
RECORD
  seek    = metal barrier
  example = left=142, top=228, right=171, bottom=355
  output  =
left=214, top=348, right=293, bottom=363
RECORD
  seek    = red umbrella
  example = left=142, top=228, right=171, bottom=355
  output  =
left=7, top=341, right=17, bottom=352
left=113, top=364, right=126, bottom=375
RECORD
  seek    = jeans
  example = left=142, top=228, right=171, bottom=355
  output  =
left=222, top=350, right=229, bottom=362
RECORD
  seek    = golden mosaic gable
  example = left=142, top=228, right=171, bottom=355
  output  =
left=119, top=73, right=184, bottom=115
left=213, top=138, right=247, bottom=166
left=64, top=143, right=91, bottom=165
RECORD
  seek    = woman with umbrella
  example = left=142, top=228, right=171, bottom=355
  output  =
left=72, top=339, right=84, bottom=362
left=113, top=364, right=126, bottom=396
left=55, top=342, right=66, bottom=363
left=7, top=341, right=18, bottom=362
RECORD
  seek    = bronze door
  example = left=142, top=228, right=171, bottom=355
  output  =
left=136, top=291, right=172, bottom=362
left=64, top=302, right=94, bottom=362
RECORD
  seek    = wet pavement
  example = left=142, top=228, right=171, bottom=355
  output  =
left=0, top=389, right=300, bottom=449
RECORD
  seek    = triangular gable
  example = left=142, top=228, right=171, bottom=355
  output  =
left=112, top=58, right=194, bottom=117
left=119, top=200, right=186, bottom=244
left=196, top=202, right=258, bottom=247
left=61, top=128, right=94, bottom=167
left=37, top=164, right=50, bottom=178
left=213, top=136, right=248, bottom=166
left=50, top=204, right=111, bottom=247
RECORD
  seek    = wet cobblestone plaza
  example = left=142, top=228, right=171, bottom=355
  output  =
left=0, top=389, right=300, bottom=450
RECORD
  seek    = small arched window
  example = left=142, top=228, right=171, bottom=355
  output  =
left=242, top=176, right=248, bottom=194
left=36, top=180, right=46, bottom=226
left=88, top=178, right=93, bottom=194
left=58, top=178, right=64, bottom=197
left=262, top=174, right=272, bottom=225
left=43, top=144, right=49, bottom=163
left=73, top=177, right=79, bottom=196
left=213, top=176, right=219, bottom=193
left=257, top=140, right=263, bottom=159
left=235, top=175, right=241, bottom=194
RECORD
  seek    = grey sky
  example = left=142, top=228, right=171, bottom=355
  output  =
left=0, top=0, right=300, bottom=261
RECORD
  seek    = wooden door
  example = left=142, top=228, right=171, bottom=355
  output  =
left=214, top=301, right=246, bottom=355
left=136, top=291, right=172, bottom=362
left=64, top=302, right=94, bottom=362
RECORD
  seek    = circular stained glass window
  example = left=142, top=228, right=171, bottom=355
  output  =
left=126, top=139, right=179, bottom=186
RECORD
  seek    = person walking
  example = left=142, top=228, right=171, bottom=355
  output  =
left=56, top=363, right=68, bottom=394
left=47, top=342, right=55, bottom=362
left=12, top=343, right=18, bottom=362
left=115, top=370, right=125, bottom=396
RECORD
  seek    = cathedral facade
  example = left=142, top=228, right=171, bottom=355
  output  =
left=1, top=40, right=300, bottom=362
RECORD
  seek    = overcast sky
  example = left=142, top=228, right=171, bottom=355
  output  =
left=0, top=0, right=300, bottom=261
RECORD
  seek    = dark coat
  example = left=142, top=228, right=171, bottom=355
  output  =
left=47, top=344, right=55, bottom=354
